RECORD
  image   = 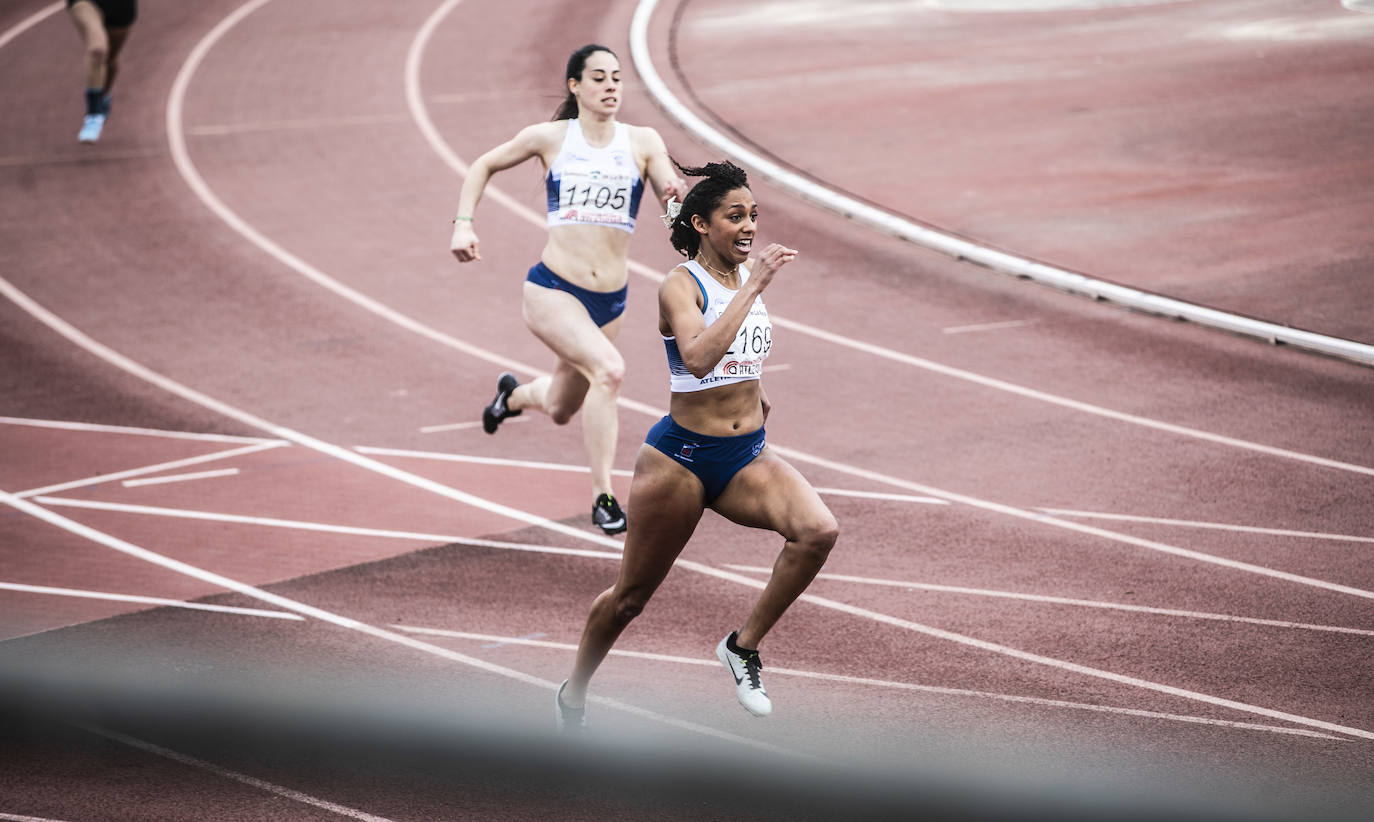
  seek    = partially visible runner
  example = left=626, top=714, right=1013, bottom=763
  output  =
left=450, top=44, right=685, bottom=535
left=555, top=160, right=839, bottom=729
left=66, top=0, right=137, bottom=144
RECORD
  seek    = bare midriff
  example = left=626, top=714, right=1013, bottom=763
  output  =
left=668, top=380, right=765, bottom=438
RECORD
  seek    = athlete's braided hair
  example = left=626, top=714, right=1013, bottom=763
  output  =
left=667, top=160, right=750, bottom=258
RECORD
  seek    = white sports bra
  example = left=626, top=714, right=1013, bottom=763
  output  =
left=544, top=120, right=644, bottom=233
left=662, top=260, right=772, bottom=393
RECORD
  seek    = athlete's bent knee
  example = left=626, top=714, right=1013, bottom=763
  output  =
left=592, top=357, right=624, bottom=396
left=791, top=515, right=838, bottom=565
left=610, top=591, right=649, bottom=627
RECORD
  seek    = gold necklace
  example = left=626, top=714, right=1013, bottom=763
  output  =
left=696, top=257, right=735, bottom=281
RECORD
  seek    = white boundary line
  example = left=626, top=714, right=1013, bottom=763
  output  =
left=15, top=441, right=286, bottom=499
left=80, top=724, right=399, bottom=822
left=356, top=444, right=635, bottom=477
left=0, top=581, right=303, bottom=620
left=628, top=0, right=1374, bottom=368
left=391, top=627, right=1344, bottom=741
left=1041, top=508, right=1374, bottom=544
left=0, top=1, right=61, bottom=51
left=409, top=0, right=1374, bottom=478
left=122, top=467, right=240, bottom=488
left=32, top=495, right=621, bottom=560
left=0, top=415, right=281, bottom=444
left=357, top=445, right=946, bottom=503
left=722, top=565, right=1374, bottom=637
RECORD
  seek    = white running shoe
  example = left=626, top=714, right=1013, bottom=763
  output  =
left=716, top=632, right=772, bottom=717
left=78, top=113, right=105, bottom=144
left=555, top=679, right=586, bottom=732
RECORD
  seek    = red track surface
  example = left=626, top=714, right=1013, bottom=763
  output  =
left=2, top=1, right=1372, bottom=819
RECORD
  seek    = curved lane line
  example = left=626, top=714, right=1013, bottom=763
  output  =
left=0, top=2, right=62, bottom=51
left=628, top=0, right=1374, bottom=368
left=1, top=273, right=1368, bottom=741
left=407, top=0, right=1374, bottom=478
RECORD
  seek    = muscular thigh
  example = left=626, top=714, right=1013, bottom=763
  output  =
left=522, top=283, right=621, bottom=380
left=613, top=448, right=706, bottom=594
left=710, top=449, right=833, bottom=539
left=68, top=1, right=107, bottom=42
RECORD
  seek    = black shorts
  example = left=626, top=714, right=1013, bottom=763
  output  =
left=68, top=0, right=138, bottom=29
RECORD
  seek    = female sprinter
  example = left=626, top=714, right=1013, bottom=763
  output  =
left=449, top=44, right=685, bottom=535
left=556, top=161, right=839, bottom=728
left=66, top=0, right=137, bottom=143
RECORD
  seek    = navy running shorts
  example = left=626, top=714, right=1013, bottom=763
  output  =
left=526, top=261, right=627, bottom=328
left=68, top=0, right=138, bottom=29
left=646, top=415, right=766, bottom=505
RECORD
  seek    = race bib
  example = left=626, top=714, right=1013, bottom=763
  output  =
left=552, top=156, right=637, bottom=227
left=711, top=299, right=772, bottom=381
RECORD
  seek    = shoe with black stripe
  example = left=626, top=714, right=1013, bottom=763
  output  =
left=716, top=631, right=771, bottom=716
left=482, top=372, right=521, bottom=434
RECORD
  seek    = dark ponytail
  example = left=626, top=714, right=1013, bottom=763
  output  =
left=666, top=160, right=750, bottom=258
left=553, top=44, right=617, bottom=120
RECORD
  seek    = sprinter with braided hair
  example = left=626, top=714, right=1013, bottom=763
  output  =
left=556, top=161, right=838, bottom=729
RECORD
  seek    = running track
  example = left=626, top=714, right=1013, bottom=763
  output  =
left=1, top=1, right=1372, bottom=820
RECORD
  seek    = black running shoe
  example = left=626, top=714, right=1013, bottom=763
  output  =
left=591, top=493, right=626, bottom=535
left=482, top=372, right=522, bottom=434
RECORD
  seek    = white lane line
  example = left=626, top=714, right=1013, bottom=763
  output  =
left=0, top=814, right=81, bottom=822
left=80, top=724, right=398, bottom=822
left=0, top=2, right=62, bottom=51
left=359, top=446, right=939, bottom=503
left=32, top=496, right=622, bottom=560
left=392, top=627, right=1343, bottom=742
left=5, top=272, right=1371, bottom=739
left=2, top=489, right=788, bottom=756
left=942, top=319, right=1038, bottom=335
left=721, top=565, right=1374, bottom=638
left=0, top=416, right=281, bottom=444
left=812, top=487, right=947, bottom=505
left=629, top=0, right=1374, bottom=368
left=15, top=441, right=286, bottom=499
left=356, top=445, right=634, bottom=477
left=410, top=0, right=1374, bottom=477
left=122, top=467, right=240, bottom=488
left=1041, top=508, right=1374, bottom=544
left=419, top=417, right=528, bottom=434
left=0, top=581, right=303, bottom=620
